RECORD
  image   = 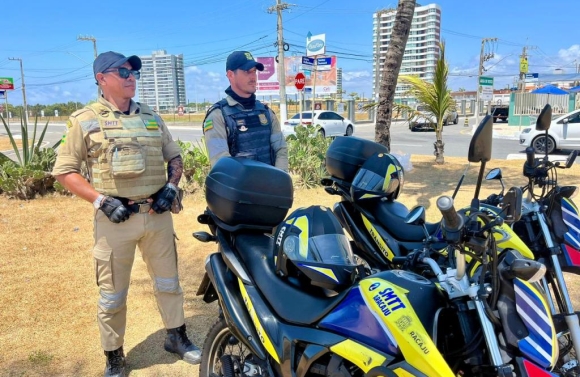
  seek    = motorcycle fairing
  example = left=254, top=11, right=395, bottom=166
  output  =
left=514, top=278, right=558, bottom=369
left=516, top=357, right=559, bottom=377
left=361, top=213, right=398, bottom=261
left=358, top=277, right=454, bottom=377
left=562, top=197, right=580, bottom=250
left=239, top=280, right=281, bottom=363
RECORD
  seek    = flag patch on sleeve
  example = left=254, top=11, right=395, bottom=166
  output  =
left=144, top=119, right=158, bottom=130
left=203, top=119, right=213, bottom=132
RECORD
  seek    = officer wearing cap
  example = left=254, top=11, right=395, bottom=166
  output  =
left=52, top=51, right=200, bottom=377
left=203, top=51, right=288, bottom=171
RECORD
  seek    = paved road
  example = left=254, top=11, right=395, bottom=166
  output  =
left=0, top=118, right=546, bottom=161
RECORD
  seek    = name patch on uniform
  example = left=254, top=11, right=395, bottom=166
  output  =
left=104, top=120, right=119, bottom=128
left=236, top=119, right=246, bottom=127
left=203, top=119, right=213, bottom=132
left=258, top=114, right=268, bottom=125
left=144, top=119, right=158, bottom=130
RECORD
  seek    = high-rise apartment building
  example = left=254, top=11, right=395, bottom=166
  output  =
left=372, top=3, right=442, bottom=101
left=138, top=50, right=186, bottom=112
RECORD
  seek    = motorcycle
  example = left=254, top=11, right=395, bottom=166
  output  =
left=483, top=104, right=580, bottom=376
left=321, top=116, right=534, bottom=277
left=192, top=147, right=560, bottom=376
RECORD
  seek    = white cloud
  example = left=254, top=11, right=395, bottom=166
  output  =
left=558, top=45, right=580, bottom=63
left=342, top=71, right=371, bottom=81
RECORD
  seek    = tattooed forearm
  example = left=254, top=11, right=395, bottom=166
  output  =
left=167, top=156, right=183, bottom=186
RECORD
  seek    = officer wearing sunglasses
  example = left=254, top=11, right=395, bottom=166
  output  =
left=52, top=51, right=200, bottom=377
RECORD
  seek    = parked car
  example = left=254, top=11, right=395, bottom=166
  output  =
left=409, top=105, right=458, bottom=131
left=282, top=111, right=355, bottom=138
left=519, top=108, right=580, bottom=154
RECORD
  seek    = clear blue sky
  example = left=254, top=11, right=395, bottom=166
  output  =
left=1, top=0, right=579, bottom=106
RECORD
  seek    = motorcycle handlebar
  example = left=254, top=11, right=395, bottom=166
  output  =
left=437, top=196, right=462, bottom=232
left=525, top=147, right=535, bottom=167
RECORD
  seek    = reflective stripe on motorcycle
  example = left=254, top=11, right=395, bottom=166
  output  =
left=514, top=278, right=558, bottom=369
left=494, top=223, right=534, bottom=259
left=361, top=214, right=396, bottom=261
left=238, top=279, right=280, bottom=363
left=358, top=278, right=454, bottom=377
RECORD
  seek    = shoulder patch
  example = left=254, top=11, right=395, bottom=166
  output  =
left=203, top=119, right=213, bottom=132
left=66, top=120, right=73, bottom=129
left=79, top=119, right=100, bottom=133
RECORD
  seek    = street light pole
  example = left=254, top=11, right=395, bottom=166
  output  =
left=267, top=0, right=292, bottom=123
left=474, top=37, right=497, bottom=126
left=8, top=57, right=28, bottom=125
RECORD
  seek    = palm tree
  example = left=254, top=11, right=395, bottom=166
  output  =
left=375, top=0, right=416, bottom=150
left=400, top=41, right=453, bottom=164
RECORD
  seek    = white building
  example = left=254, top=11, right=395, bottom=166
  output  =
left=138, top=50, right=186, bottom=112
left=372, top=3, right=442, bottom=101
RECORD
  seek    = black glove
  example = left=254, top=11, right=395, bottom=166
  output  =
left=100, top=196, right=131, bottom=223
left=152, top=183, right=178, bottom=214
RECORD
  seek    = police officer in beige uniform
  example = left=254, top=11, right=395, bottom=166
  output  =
left=203, top=51, right=288, bottom=171
left=52, top=51, right=200, bottom=377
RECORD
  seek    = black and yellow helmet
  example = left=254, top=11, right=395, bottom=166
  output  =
left=274, top=206, right=362, bottom=292
left=350, top=153, right=404, bottom=202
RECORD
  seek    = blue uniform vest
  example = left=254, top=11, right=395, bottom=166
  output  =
left=211, top=99, right=274, bottom=166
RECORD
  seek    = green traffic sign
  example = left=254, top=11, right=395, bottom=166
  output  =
left=479, top=76, right=494, bottom=86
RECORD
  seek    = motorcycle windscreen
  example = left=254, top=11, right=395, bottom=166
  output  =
left=514, top=278, right=558, bottom=369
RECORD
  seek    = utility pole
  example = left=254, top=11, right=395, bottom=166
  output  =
left=77, top=35, right=100, bottom=98
left=474, top=37, right=497, bottom=126
left=267, top=1, right=293, bottom=123
left=8, top=57, right=28, bottom=125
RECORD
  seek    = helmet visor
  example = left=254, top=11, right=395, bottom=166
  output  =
left=352, top=168, right=385, bottom=192
left=284, top=234, right=356, bottom=265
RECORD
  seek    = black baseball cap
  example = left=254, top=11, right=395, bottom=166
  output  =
left=93, top=51, right=142, bottom=78
left=226, top=51, right=264, bottom=72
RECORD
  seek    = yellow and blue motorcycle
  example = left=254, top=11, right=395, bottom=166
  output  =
left=193, top=145, right=561, bottom=377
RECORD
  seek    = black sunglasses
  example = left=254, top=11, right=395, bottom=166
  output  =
left=103, top=67, right=140, bottom=80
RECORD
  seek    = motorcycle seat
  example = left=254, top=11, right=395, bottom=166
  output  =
left=371, top=200, right=441, bottom=242
left=234, top=233, right=349, bottom=326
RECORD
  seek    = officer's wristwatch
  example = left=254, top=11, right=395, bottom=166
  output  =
left=93, top=194, right=105, bottom=209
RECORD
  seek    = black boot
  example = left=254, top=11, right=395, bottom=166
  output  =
left=164, top=324, right=202, bottom=365
left=103, top=347, right=126, bottom=377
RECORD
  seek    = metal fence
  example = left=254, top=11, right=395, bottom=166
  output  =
left=512, top=93, right=569, bottom=116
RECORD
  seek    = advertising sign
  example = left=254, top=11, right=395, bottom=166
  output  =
left=306, top=33, right=326, bottom=57
left=256, top=56, right=337, bottom=96
left=0, top=77, right=14, bottom=90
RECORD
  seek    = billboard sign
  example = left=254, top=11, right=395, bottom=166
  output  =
left=0, top=77, right=14, bottom=90
left=256, top=56, right=337, bottom=96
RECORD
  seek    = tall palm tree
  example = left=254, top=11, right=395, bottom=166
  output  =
left=400, top=41, right=453, bottom=164
left=375, top=0, right=416, bottom=150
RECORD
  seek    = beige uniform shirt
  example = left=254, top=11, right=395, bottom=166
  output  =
left=203, top=96, right=288, bottom=172
left=52, top=97, right=181, bottom=177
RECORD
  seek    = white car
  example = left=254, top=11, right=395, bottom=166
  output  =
left=282, top=111, right=355, bottom=138
left=409, top=105, right=458, bottom=131
left=519, top=109, right=580, bottom=154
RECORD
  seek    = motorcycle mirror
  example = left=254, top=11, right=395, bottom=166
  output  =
left=536, top=104, right=552, bottom=131
left=468, top=115, right=493, bottom=163
left=485, top=168, right=502, bottom=181
left=501, top=187, right=523, bottom=223
left=565, top=150, right=578, bottom=169
left=405, top=206, right=426, bottom=226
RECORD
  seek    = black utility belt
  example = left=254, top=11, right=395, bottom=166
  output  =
left=114, top=197, right=151, bottom=214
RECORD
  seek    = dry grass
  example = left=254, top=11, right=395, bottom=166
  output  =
left=1, top=155, right=580, bottom=376
left=0, top=137, right=30, bottom=152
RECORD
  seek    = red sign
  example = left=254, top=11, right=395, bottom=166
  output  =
left=294, top=73, right=306, bottom=91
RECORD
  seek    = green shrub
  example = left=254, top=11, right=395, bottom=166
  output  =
left=177, top=138, right=210, bottom=193
left=0, top=114, right=59, bottom=198
left=286, top=125, right=332, bottom=189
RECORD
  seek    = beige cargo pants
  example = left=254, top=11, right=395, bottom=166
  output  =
left=92, top=209, right=184, bottom=351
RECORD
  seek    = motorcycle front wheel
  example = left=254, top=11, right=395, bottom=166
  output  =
left=558, top=335, right=579, bottom=377
left=200, top=318, right=255, bottom=377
